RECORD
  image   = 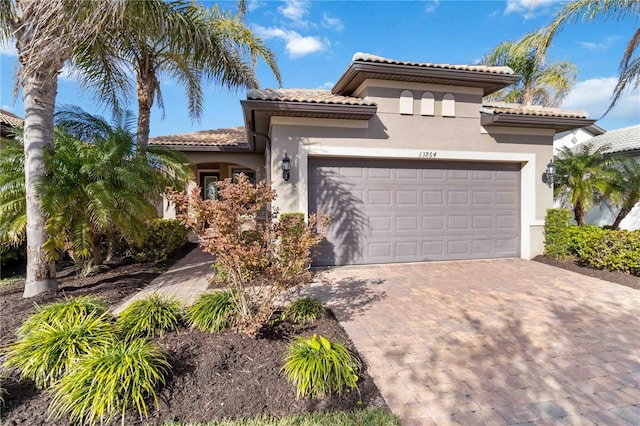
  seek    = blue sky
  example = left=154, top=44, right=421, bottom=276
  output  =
left=1, top=0, right=638, bottom=136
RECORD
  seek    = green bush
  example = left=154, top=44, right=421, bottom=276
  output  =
left=282, top=333, right=360, bottom=399
left=115, top=219, right=189, bottom=263
left=117, top=294, right=182, bottom=340
left=49, top=339, right=171, bottom=426
left=279, top=213, right=306, bottom=237
left=18, top=296, right=108, bottom=337
left=566, top=225, right=606, bottom=256
left=283, top=297, right=324, bottom=325
left=187, top=291, right=239, bottom=332
left=579, top=230, right=640, bottom=276
left=3, top=311, right=116, bottom=389
left=544, top=209, right=572, bottom=258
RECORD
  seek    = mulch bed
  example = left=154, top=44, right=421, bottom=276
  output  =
left=0, top=247, right=386, bottom=425
left=533, top=255, right=640, bottom=290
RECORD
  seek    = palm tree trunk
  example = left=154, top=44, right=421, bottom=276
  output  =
left=22, top=72, right=58, bottom=297
left=611, top=200, right=636, bottom=230
left=574, top=199, right=585, bottom=226
left=136, top=75, right=154, bottom=151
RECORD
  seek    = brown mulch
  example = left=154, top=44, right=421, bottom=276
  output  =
left=533, top=255, right=640, bottom=291
left=0, top=248, right=386, bottom=425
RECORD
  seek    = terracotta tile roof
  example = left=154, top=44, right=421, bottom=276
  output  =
left=0, top=109, right=23, bottom=127
left=353, top=52, right=514, bottom=75
left=483, top=102, right=590, bottom=119
left=247, top=88, right=375, bottom=106
left=149, top=126, right=247, bottom=147
left=584, top=124, right=640, bottom=154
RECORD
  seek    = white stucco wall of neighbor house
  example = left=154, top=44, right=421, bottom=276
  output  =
left=554, top=128, right=599, bottom=153
left=268, top=80, right=557, bottom=260
left=583, top=153, right=640, bottom=230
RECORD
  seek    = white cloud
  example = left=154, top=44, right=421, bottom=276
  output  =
left=425, top=0, right=440, bottom=14
left=254, top=25, right=326, bottom=58
left=578, top=36, right=619, bottom=50
left=58, top=63, right=81, bottom=82
left=504, top=0, right=563, bottom=17
left=317, top=82, right=334, bottom=90
left=278, top=0, right=309, bottom=23
left=247, top=0, right=264, bottom=12
left=0, top=39, right=18, bottom=57
left=1, top=104, right=14, bottom=112
left=562, top=77, right=640, bottom=124
left=321, top=13, right=344, bottom=31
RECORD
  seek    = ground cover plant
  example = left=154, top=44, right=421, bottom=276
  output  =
left=186, top=291, right=239, bottom=332
left=282, top=297, right=324, bottom=325
left=118, top=294, right=182, bottom=340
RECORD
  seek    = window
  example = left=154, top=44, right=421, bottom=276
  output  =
left=200, top=172, right=219, bottom=200
left=421, top=92, right=435, bottom=116
left=442, top=93, right=455, bottom=117
left=231, top=168, right=256, bottom=184
left=399, top=90, right=414, bottom=115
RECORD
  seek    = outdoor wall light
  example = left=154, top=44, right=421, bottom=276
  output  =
left=282, top=153, right=291, bottom=181
left=542, top=159, right=556, bottom=188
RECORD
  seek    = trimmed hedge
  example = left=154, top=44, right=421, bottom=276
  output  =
left=116, top=219, right=189, bottom=263
left=544, top=209, right=640, bottom=276
left=544, top=209, right=572, bottom=259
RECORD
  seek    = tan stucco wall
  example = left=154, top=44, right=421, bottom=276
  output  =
left=268, top=80, right=555, bottom=259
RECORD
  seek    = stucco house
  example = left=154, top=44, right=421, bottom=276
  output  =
left=554, top=123, right=606, bottom=154
left=582, top=125, right=640, bottom=230
left=0, top=109, right=23, bottom=140
left=151, top=53, right=594, bottom=266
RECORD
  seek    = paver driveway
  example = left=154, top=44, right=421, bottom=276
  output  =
left=305, top=259, right=640, bottom=425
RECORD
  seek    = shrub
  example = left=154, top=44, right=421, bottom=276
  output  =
left=282, top=334, right=360, bottom=399
left=117, top=294, right=182, bottom=340
left=3, top=311, right=116, bottom=389
left=544, top=209, right=572, bottom=258
left=283, top=297, right=324, bottom=325
left=18, top=296, right=108, bottom=337
left=169, top=176, right=326, bottom=337
left=48, top=339, right=171, bottom=426
left=114, top=219, right=189, bottom=263
left=566, top=225, right=606, bottom=256
left=579, top=229, right=640, bottom=276
left=187, top=291, right=239, bottom=332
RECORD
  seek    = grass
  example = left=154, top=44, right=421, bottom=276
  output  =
left=186, top=291, right=238, bottom=332
left=0, top=277, right=22, bottom=288
left=282, top=297, right=324, bottom=325
left=19, top=296, right=108, bottom=337
left=162, top=407, right=399, bottom=425
left=282, top=334, right=360, bottom=400
left=49, top=339, right=171, bottom=426
left=117, top=294, right=182, bottom=340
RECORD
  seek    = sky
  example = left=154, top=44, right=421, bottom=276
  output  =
left=1, top=0, right=639, bottom=136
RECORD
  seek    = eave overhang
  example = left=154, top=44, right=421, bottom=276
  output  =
left=149, top=144, right=251, bottom=152
left=333, top=62, right=521, bottom=96
left=481, top=111, right=596, bottom=133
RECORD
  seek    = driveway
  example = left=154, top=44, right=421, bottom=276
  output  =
left=305, top=259, right=640, bottom=425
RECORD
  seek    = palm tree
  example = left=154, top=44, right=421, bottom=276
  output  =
left=522, top=0, right=640, bottom=113
left=480, top=39, right=577, bottom=106
left=554, top=142, right=617, bottom=226
left=0, top=0, right=129, bottom=297
left=74, top=2, right=281, bottom=149
left=606, top=157, right=640, bottom=229
left=0, top=107, right=191, bottom=266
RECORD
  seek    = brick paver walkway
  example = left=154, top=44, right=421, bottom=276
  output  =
left=305, top=259, right=640, bottom=425
left=112, top=247, right=214, bottom=315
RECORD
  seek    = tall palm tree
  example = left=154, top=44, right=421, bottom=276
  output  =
left=480, top=39, right=577, bottom=106
left=522, top=0, right=640, bottom=113
left=74, top=2, right=281, bottom=149
left=0, top=107, right=191, bottom=266
left=554, top=142, right=617, bottom=226
left=0, top=0, right=128, bottom=297
left=606, top=157, right=640, bottom=229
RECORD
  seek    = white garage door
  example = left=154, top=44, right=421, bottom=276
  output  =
left=309, top=158, right=521, bottom=266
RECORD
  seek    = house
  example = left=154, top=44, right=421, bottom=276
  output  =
left=554, top=123, right=606, bottom=153
left=582, top=125, right=640, bottom=230
left=151, top=52, right=594, bottom=266
left=0, top=109, right=23, bottom=140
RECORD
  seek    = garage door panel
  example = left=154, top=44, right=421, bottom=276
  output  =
left=309, top=159, right=520, bottom=265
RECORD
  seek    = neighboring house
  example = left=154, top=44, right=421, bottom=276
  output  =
left=0, top=109, right=23, bottom=140
left=554, top=123, right=606, bottom=154
left=582, top=125, right=640, bottom=230
left=152, top=52, right=594, bottom=266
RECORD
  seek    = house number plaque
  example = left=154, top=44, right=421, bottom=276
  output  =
left=418, top=151, right=437, bottom=158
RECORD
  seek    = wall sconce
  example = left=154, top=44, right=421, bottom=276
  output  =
left=282, top=153, right=291, bottom=181
left=542, top=159, right=556, bottom=188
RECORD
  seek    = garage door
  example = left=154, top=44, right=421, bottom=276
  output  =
left=309, top=158, right=520, bottom=266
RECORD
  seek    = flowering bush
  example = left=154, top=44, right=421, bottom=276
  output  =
left=169, top=174, right=326, bottom=337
